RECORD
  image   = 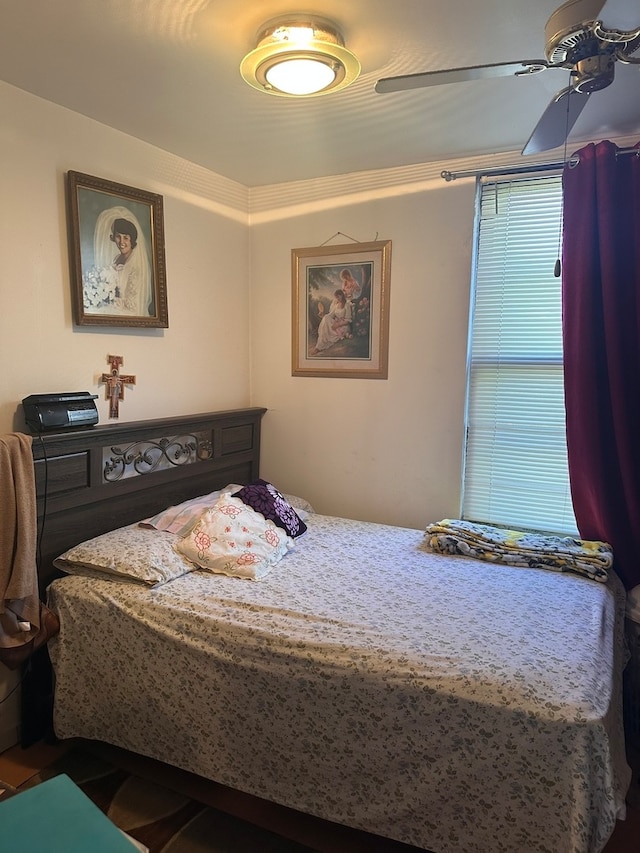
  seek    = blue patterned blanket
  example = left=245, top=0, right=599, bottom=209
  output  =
left=424, top=518, right=613, bottom=582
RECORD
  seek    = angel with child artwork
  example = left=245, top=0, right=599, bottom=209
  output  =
left=307, top=263, right=371, bottom=359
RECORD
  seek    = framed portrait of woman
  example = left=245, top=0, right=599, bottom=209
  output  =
left=66, top=171, right=168, bottom=328
left=292, top=240, right=391, bottom=378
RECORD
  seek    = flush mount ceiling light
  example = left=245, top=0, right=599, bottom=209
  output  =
left=240, top=17, right=360, bottom=97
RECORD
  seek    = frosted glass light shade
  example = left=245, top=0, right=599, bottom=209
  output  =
left=265, top=57, right=337, bottom=95
left=240, top=17, right=360, bottom=97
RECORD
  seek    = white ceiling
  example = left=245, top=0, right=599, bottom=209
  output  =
left=1, top=0, right=638, bottom=187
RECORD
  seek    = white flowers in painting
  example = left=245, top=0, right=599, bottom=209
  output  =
left=83, top=266, right=119, bottom=310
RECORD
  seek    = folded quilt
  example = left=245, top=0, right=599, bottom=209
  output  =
left=424, top=518, right=612, bottom=582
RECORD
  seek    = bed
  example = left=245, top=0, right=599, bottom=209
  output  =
left=28, top=409, right=632, bottom=853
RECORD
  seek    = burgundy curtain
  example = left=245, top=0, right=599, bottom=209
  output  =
left=562, top=140, right=640, bottom=590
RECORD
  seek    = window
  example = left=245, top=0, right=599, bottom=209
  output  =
left=461, top=173, right=578, bottom=535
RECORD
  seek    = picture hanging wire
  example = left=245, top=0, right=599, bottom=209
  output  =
left=320, top=231, right=379, bottom=246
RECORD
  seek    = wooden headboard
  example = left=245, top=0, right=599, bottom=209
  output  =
left=32, top=407, right=266, bottom=591
left=23, top=407, right=266, bottom=745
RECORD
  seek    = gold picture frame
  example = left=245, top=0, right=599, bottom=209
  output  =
left=66, top=171, right=168, bottom=328
left=292, top=240, right=391, bottom=378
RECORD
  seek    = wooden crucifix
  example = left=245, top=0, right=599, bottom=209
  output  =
left=100, top=354, right=136, bottom=419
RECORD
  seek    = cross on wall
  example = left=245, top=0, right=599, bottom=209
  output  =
left=100, top=354, right=136, bottom=419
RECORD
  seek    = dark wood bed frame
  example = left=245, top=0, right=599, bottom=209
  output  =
left=23, top=407, right=266, bottom=746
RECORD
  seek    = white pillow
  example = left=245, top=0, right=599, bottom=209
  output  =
left=282, top=494, right=315, bottom=515
left=175, top=494, right=294, bottom=580
left=140, top=485, right=243, bottom=536
left=54, top=525, right=195, bottom=587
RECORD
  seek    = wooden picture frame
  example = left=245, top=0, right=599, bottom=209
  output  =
left=292, top=240, right=391, bottom=378
left=66, top=171, right=168, bottom=328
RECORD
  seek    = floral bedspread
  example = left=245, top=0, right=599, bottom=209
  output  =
left=47, top=513, right=631, bottom=853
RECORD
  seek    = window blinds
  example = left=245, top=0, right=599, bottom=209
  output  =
left=462, top=174, right=578, bottom=535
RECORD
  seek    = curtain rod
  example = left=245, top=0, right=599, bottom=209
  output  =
left=440, top=145, right=639, bottom=182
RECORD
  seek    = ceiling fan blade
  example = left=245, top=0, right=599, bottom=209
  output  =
left=522, top=86, right=591, bottom=155
left=598, top=0, right=640, bottom=31
left=375, top=59, right=549, bottom=94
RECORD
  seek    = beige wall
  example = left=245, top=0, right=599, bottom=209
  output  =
left=249, top=170, right=475, bottom=529
left=0, top=82, right=253, bottom=435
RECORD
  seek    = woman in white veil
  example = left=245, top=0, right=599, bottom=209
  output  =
left=91, top=205, right=153, bottom=316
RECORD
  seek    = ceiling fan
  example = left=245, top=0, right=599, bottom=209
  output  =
left=375, top=0, right=640, bottom=155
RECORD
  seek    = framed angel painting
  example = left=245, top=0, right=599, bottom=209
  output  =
left=292, top=240, right=391, bottom=378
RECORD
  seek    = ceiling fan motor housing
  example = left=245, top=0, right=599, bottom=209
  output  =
left=544, top=0, right=633, bottom=92
left=573, top=53, right=615, bottom=90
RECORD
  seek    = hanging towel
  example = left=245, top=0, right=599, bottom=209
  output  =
left=0, top=433, right=41, bottom=664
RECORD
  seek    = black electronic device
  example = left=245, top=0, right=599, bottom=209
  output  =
left=22, top=392, right=99, bottom=433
